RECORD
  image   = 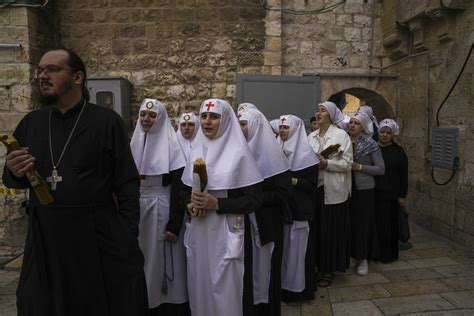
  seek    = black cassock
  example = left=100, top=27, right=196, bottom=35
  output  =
left=2, top=100, right=148, bottom=316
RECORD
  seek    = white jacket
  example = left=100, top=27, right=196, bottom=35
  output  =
left=308, top=124, right=353, bottom=205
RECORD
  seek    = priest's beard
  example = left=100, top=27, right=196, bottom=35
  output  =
left=39, top=80, right=74, bottom=106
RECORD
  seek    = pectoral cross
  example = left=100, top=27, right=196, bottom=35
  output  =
left=47, top=168, right=62, bottom=191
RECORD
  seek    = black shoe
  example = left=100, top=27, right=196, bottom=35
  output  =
left=399, top=241, right=413, bottom=250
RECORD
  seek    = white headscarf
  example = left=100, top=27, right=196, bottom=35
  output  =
left=379, top=118, right=400, bottom=135
left=278, top=114, right=319, bottom=171
left=176, top=112, right=200, bottom=159
left=358, top=105, right=379, bottom=128
left=351, top=112, right=373, bottom=136
left=130, top=98, right=186, bottom=175
left=238, top=108, right=290, bottom=179
left=181, top=99, right=263, bottom=190
left=269, top=119, right=279, bottom=135
left=321, top=101, right=347, bottom=130
left=237, top=102, right=258, bottom=113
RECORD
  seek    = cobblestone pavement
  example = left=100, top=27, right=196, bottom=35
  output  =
left=1, top=222, right=473, bottom=315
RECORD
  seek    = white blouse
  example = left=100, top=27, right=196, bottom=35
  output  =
left=308, top=124, right=353, bottom=205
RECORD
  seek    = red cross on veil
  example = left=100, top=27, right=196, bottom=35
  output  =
left=205, top=101, right=215, bottom=111
left=280, top=117, right=287, bottom=125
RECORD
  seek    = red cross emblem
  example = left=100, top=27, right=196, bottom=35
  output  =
left=280, top=117, right=287, bottom=125
left=205, top=101, right=215, bottom=112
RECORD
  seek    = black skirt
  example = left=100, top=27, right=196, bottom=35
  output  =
left=350, top=189, right=375, bottom=260
left=371, top=196, right=399, bottom=263
left=315, top=187, right=350, bottom=274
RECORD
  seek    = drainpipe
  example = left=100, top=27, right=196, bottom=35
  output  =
left=0, top=44, right=22, bottom=48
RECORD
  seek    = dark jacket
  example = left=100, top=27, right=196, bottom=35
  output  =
left=289, top=165, right=318, bottom=221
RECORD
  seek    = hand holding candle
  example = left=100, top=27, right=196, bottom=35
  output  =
left=0, top=134, right=54, bottom=205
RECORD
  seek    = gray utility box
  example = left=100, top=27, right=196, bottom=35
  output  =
left=431, top=127, right=459, bottom=170
left=86, top=77, right=131, bottom=131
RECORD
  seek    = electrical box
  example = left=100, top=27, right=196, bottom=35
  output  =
left=86, top=77, right=131, bottom=131
left=431, top=128, right=459, bottom=170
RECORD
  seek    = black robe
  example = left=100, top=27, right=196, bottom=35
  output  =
left=373, top=142, right=408, bottom=262
left=254, top=171, right=292, bottom=316
left=2, top=100, right=148, bottom=316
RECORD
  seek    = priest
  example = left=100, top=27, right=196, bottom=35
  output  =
left=2, top=48, right=148, bottom=316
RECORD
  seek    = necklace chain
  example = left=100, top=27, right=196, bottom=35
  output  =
left=49, top=100, right=87, bottom=170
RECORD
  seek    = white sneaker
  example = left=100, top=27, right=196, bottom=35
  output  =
left=356, top=259, right=368, bottom=276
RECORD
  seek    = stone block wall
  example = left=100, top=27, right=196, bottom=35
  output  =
left=383, top=0, right=474, bottom=247
left=55, top=0, right=269, bottom=125
left=0, top=5, right=57, bottom=253
left=0, top=7, right=30, bottom=254
left=280, top=0, right=382, bottom=75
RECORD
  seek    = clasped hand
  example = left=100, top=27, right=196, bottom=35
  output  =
left=187, top=191, right=219, bottom=217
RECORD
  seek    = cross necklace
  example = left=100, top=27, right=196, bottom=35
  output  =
left=47, top=100, right=87, bottom=190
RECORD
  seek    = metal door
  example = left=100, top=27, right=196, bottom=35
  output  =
left=236, top=74, right=320, bottom=126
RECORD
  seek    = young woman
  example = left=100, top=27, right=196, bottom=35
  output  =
left=348, top=112, right=385, bottom=276
left=130, top=98, right=189, bottom=315
left=308, top=101, right=352, bottom=286
left=176, top=111, right=199, bottom=159
left=357, top=105, right=379, bottom=141
left=373, top=119, right=408, bottom=263
left=181, top=99, right=263, bottom=316
left=278, top=114, right=319, bottom=302
left=238, top=105, right=291, bottom=315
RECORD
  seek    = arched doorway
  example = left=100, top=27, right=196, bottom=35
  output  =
left=328, top=88, right=394, bottom=120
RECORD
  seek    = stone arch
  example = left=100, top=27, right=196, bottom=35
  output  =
left=329, top=87, right=395, bottom=120
left=318, top=76, right=398, bottom=120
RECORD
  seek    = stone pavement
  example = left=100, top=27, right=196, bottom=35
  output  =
left=0, top=222, right=473, bottom=315
left=282, top=222, right=474, bottom=316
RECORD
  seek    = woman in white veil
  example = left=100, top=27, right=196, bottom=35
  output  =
left=181, top=99, right=264, bottom=316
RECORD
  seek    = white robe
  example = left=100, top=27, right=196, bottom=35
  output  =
left=138, top=175, right=188, bottom=308
left=249, top=213, right=274, bottom=304
left=184, top=190, right=245, bottom=316
left=281, top=220, right=309, bottom=292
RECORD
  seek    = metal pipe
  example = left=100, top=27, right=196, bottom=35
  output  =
left=370, top=51, right=428, bottom=70
left=302, top=72, right=398, bottom=78
left=0, top=44, right=22, bottom=48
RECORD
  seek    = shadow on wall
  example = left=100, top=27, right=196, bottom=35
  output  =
left=329, top=88, right=394, bottom=120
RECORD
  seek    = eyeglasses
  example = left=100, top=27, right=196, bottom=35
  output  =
left=34, top=65, right=73, bottom=78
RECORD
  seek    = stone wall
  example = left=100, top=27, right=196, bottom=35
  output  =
left=0, top=5, right=57, bottom=256
left=55, top=0, right=269, bottom=124
left=381, top=0, right=474, bottom=247
left=0, top=7, right=29, bottom=256
left=281, top=0, right=381, bottom=75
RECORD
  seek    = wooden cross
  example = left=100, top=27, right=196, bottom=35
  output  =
left=46, top=168, right=62, bottom=191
